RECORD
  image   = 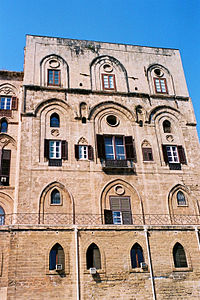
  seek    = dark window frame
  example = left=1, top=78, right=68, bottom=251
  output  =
left=0, top=119, right=8, bottom=133
left=0, top=206, right=5, bottom=225
left=173, top=243, right=188, bottom=268
left=102, top=74, right=116, bottom=91
left=130, top=243, right=144, bottom=268
left=142, top=147, right=153, bottom=161
left=153, top=77, right=168, bottom=94
left=49, top=243, right=65, bottom=271
left=50, top=113, right=60, bottom=128
left=51, top=188, right=61, bottom=205
left=86, top=243, right=101, bottom=270
left=48, top=69, right=61, bottom=86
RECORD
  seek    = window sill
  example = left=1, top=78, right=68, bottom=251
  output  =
left=84, top=269, right=105, bottom=275
left=129, top=268, right=149, bottom=273
left=143, top=160, right=155, bottom=164
left=172, top=267, right=192, bottom=272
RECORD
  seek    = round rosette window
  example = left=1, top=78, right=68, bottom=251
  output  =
left=106, top=115, right=119, bottom=127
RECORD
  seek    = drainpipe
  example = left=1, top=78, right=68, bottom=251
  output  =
left=75, top=227, right=80, bottom=300
left=144, top=227, right=156, bottom=300
left=195, top=227, right=200, bottom=250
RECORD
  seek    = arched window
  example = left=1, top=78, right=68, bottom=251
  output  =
left=49, top=243, right=65, bottom=270
left=0, top=206, right=5, bottom=225
left=51, top=189, right=61, bottom=204
left=50, top=113, right=60, bottom=128
left=163, top=120, right=171, bottom=133
left=0, top=119, right=8, bottom=133
left=86, top=243, right=101, bottom=270
left=177, top=191, right=186, bottom=206
left=130, top=243, right=144, bottom=268
left=173, top=243, right=188, bottom=268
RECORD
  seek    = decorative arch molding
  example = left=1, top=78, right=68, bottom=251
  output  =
left=168, top=184, right=198, bottom=220
left=39, top=181, right=75, bottom=224
left=40, top=54, right=69, bottom=88
left=34, top=98, right=74, bottom=118
left=88, top=100, right=135, bottom=122
left=100, top=178, right=144, bottom=217
left=0, top=83, right=18, bottom=96
left=141, top=139, right=151, bottom=148
left=0, top=133, right=17, bottom=149
left=0, top=192, right=13, bottom=215
left=90, top=55, right=129, bottom=92
left=77, top=137, right=88, bottom=145
left=148, top=105, right=181, bottom=124
left=147, top=63, right=175, bottom=95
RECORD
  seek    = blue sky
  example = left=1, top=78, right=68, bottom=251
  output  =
left=1, top=0, right=200, bottom=138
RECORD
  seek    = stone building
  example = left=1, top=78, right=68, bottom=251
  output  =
left=0, top=34, right=200, bottom=299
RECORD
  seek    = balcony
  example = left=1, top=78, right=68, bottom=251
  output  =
left=101, top=159, right=135, bottom=173
left=0, top=213, right=200, bottom=226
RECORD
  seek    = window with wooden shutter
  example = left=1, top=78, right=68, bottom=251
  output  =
left=177, top=146, right=187, bottom=164
left=86, top=243, right=101, bottom=269
left=88, top=145, right=94, bottom=160
left=142, top=147, right=153, bottom=161
left=104, top=209, right=113, bottom=224
left=110, top=196, right=132, bottom=225
left=173, top=243, right=188, bottom=268
left=44, top=139, right=50, bottom=159
left=11, top=97, right=18, bottom=110
left=125, top=136, right=137, bottom=162
left=61, top=140, right=68, bottom=160
left=131, top=243, right=144, bottom=268
left=0, top=149, right=11, bottom=186
left=162, top=145, right=168, bottom=164
left=96, top=134, right=105, bottom=159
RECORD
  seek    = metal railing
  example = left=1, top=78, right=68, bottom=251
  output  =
left=1, top=213, right=200, bottom=226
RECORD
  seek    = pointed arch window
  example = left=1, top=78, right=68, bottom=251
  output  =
left=173, top=243, right=188, bottom=268
left=86, top=243, right=101, bottom=270
left=49, top=243, right=65, bottom=270
left=163, top=120, right=171, bottom=133
left=0, top=119, right=8, bottom=133
left=130, top=243, right=144, bottom=268
left=51, top=189, right=61, bottom=204
left=50, top=113, right=60, bottom=128
left=177, top=191, right=186, bottom=206
left=0, top=206, right=5, bottom=225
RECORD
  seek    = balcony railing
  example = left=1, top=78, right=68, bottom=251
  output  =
left=0, top=213, right=200, bottom=226
left=102, top=159, right=135, bottom=171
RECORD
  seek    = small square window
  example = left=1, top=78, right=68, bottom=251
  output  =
left=102, top=74, right=116, bottom=90
left=142, top=148, right=153, bottom=161
left=48, top=70, right=61, bottom=86
left=79, top=145, right=88, bottom=160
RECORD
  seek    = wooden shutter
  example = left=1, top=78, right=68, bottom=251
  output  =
left=177, top=146, right=187, bottom=164
left=0, top=148, right=2, bottom=175
left=11, top=97, right=18, bottom=110
left=120, top=197, right=132, bottom=224
left=104, top=209, right=113, bottom=224
left=93, top=247, right=101, bottom=269
left=162, top=145, right=168, bottom=164
left=125, top=136, right=137, bottom=162
left=61, top=141, right=68, bottom=160
left=75, top=145, right=79, bottom=160
left=96, top=135, right=105, bottom=159
left=1, top=149, right=11, bottom=176
left=88, top=145, right=94, bottom=161
left=44, top=139, right=49, bottom=159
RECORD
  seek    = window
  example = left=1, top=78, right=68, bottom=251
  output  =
left=44, top=140, right=68, bottom=166
left=50, top=113, right=60, bottom=127
left=97, top=135, right=137, bottom=162
left=0, top=119, right=8, bottom=133
left=177, top=191, right=186, bottom=206
left=154, top=78, right=168, bottom=93
left=0, top=149, right=11, bottom=186
left=51, top=189, right=61, bottom=204
left=0, top=206, right=5, bottom=225
left=131, top=243, right=144, bottom=268
left=49, top=141, right=61, bottom=159
left=49, top=243, right=65, bottom=271
left=48, top=69, right=60, bottom=86
left=0, top=97, right=18, bottom=110
left=173, top=243, right=188, bottom=268
left=75, top=145, right=93, bottom=160
left=86, top=243, right=101, bottom=270
left=104, top=196, right=132, bottom=225
left=102, top=74, right=116, bottom=90
left=162, top=145, right=187, bottom=169
left=142, top=147, right=153, bottom=161
left=0, top=97, right=11, bottom=110
left=163, top=120, right=171, bottom=133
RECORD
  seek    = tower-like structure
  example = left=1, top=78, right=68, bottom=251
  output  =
left=0, top=35, right=200, bottom=299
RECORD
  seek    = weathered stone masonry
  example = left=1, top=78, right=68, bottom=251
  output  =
left=0, top=35, right=200, bottom=299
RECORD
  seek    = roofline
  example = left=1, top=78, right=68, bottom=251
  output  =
left=26, top=34, right=180, bottom=51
